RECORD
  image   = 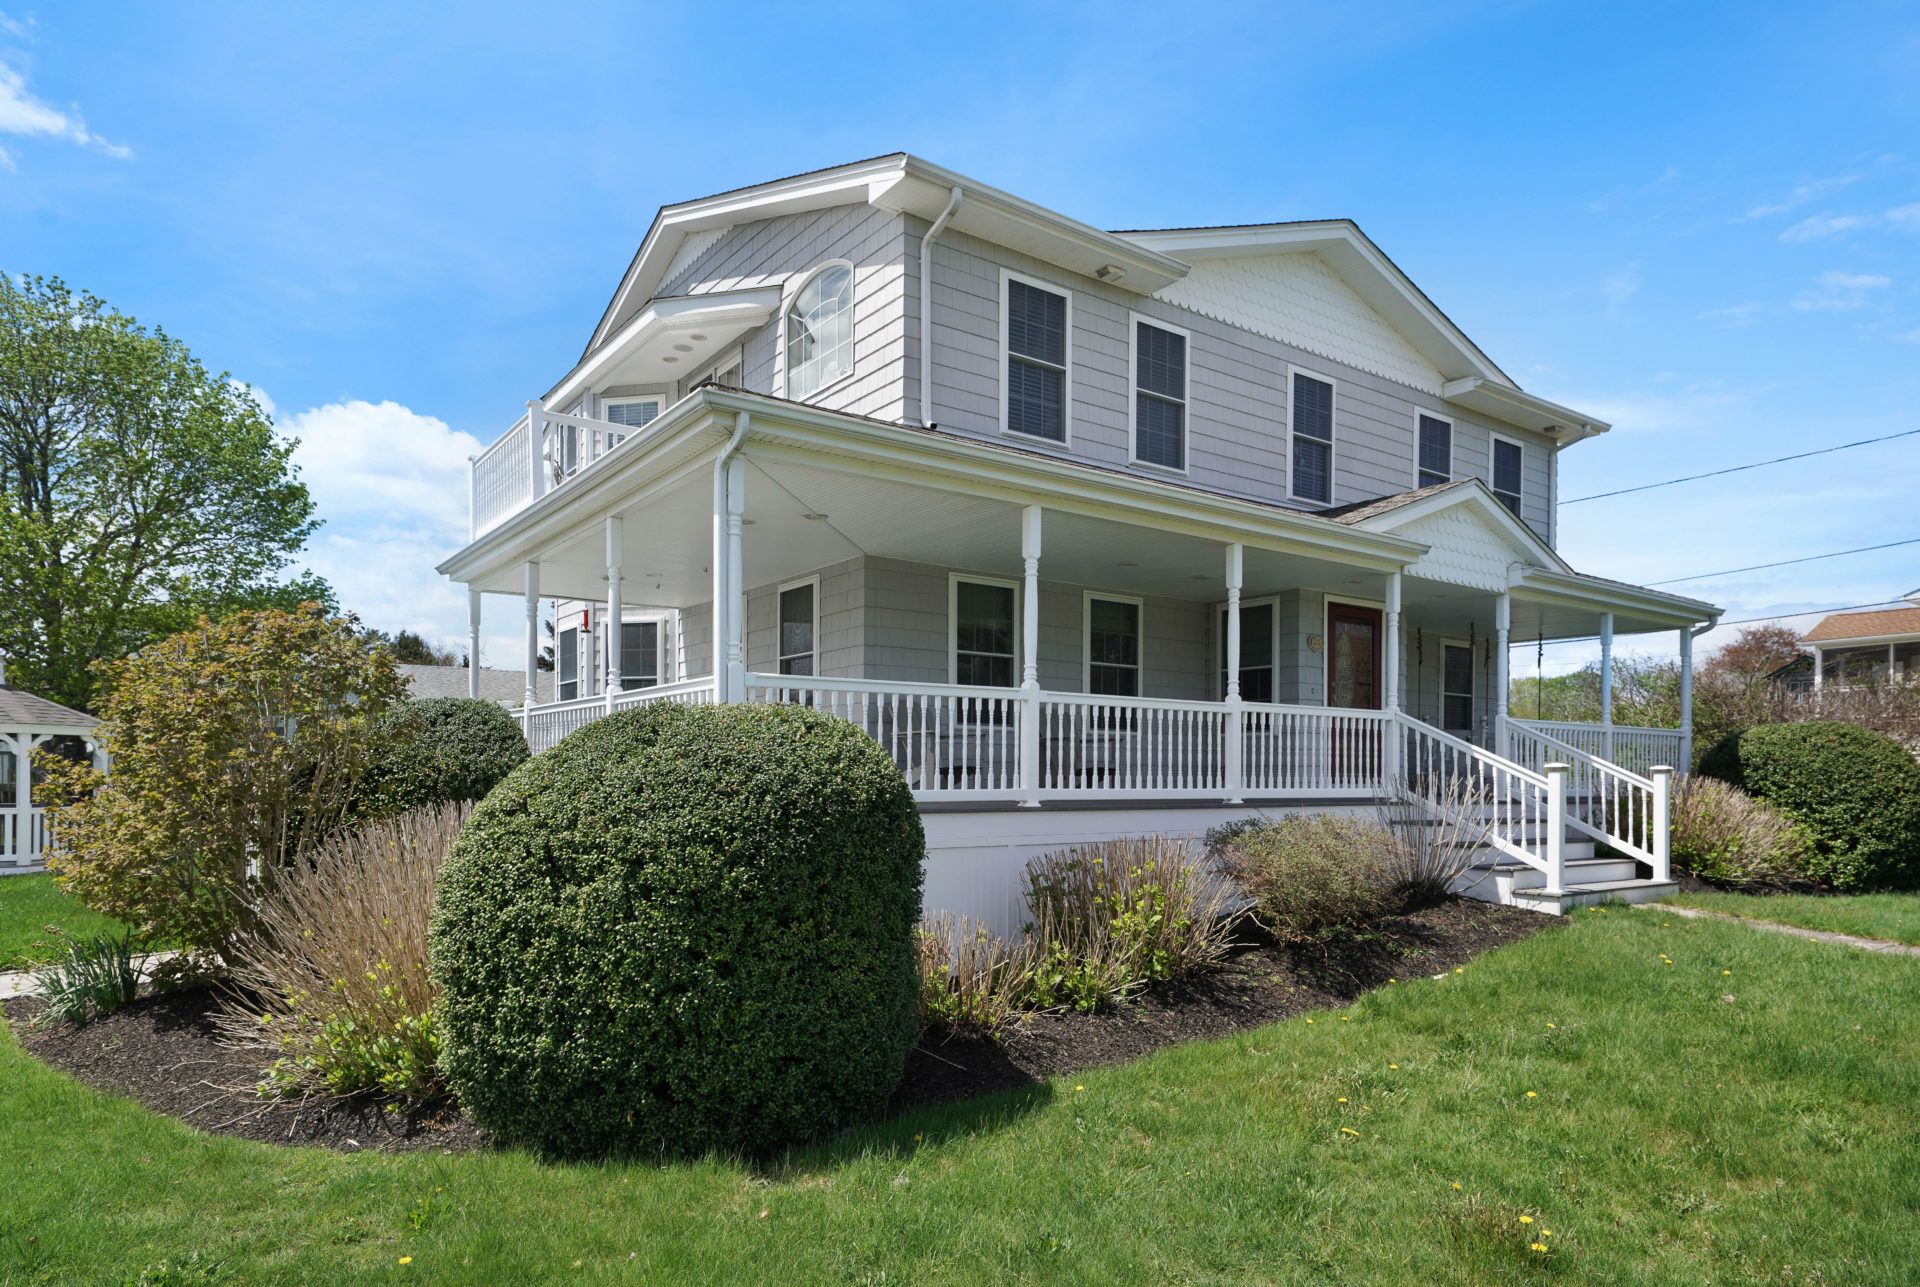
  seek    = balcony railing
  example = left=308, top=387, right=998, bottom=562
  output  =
left=470, top=401, right=650, bottom=539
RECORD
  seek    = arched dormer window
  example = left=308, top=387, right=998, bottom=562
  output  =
left=785, top=262, right=854, bottom=400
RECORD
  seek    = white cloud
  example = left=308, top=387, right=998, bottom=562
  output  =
left=277, top=397, right=489, bottom=658
left=1778, top=213, right=1873, bottom=242
left=1741, top=175, right=1858, bottom=220
left=1887, top=202, right=1920, bottom=233
left=1791, top=270, right=1891, bottom=311
left=0, top=58, right=129, bottom=167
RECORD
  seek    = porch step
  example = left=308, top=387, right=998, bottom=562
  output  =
left=1508, top=879, right=1679, bottom=915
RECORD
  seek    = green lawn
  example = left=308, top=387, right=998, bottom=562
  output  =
left=0, top=873, right=133, bottom=971
left=5, top=907, right=1919, bottom=1286
left=1668, top=890, right=1920, bottom=948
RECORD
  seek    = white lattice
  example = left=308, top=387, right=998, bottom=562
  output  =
left=661, top=226, right=732, bottom=296
left=1154, top=252, right=1443, bottom=395
left=1391, top=504, right=1539, bottom=591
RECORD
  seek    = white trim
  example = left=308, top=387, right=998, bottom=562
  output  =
left=999, top=267, right=1073, bottom=448
left=1488, top=430, right=1526, bottom=517
left=1286, top=365, right=1338, bottom=506
left=948, top=572, right=1023, bottom=687
left=1082, top=591, right=1145, bottom=696
left=1126, top=312, right=1191, bottom=475
left=780, top=259, right=857, bottom=402
left=775, top=574, right=821, bottom=676
left=1414, top=409, right=1453, bottom=489
left=601, top=395, right=666, bottom=432
left=690, top=347, right=744, bottom=393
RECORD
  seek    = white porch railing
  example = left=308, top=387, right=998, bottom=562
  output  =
left=470, top=402, right=655, bottom=539
left=2, top=806, right=48, bottom=870
left=1395, top=713, right=1555, bottom=879
left=1507, top=718, right=1685, bottom=779
left=471, top=412, right=533, bottom=538
left=1036, top=692, right=1229, bottom=798
left=520, top=677, right=718, bottom=753
left=1506, top=720, right=1669, bottom=879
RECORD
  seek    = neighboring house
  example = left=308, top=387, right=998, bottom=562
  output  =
left=438, top=154, right=1720, bottom=919
left=398, top=663, right=552, bottom=706
left=0, top=655, right=104, bottom=873
left=1801, top=590, right=1920, bottom=689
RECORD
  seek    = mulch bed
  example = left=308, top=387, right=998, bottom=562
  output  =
left=5, top=897, right=1550, bottom=1155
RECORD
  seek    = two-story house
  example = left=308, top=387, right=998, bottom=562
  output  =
left=438, top=154, right=1720, bottom=921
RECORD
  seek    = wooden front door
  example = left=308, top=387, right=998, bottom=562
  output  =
left=1326, top=604, right=1383, bottom=710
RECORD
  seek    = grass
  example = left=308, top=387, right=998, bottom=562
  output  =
left=4, top=907, right=1919, bottom=1285
left=0, top=873, right=134, bottom=971
left=1668, top=889, right=1920, bottom=947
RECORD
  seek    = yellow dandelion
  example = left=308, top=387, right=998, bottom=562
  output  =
left=1075, top=1085, right=1084, bottom=1091
left=1389, top=977, right=1397, bottom=982
left=1723, top=970, right=1732, bottom=975
left=1530, top=1242, right=1548, bottom=1252
left=1454, top=968, right=1463, bottom=974
left=1519, top=1215, right=1533, bottom=1224
left=1525, top=1091, right=1537, bottom=1098
left=1337, top=1097, right=1348, bottom=1103
left=1306, top=1018, right=1314, bottom=1024
left=1451, top=1182, right=1461, bottom=1190
left=399, top=1258, right=412, bottom=1266
left=1546, top=1022, right=1556, bottom=1028
left=1542, top=1229, right=1553, bottom=1237
left=1340, top=1016, right=1350, bottom=1022
left=1340, top=1127, right=1359, bottom=1136
left=1389, top=1064, right=1399, bottom=1070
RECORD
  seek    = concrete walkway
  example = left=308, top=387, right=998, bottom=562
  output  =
left=1655, top=903, right=1920, bottom=958
left=0, top=949, right=181, bottom=1001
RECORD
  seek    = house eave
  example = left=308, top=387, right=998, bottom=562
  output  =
left=1510, top=565, right=1720, bottom=629
left=1442, top=377, right=1609, bottom=444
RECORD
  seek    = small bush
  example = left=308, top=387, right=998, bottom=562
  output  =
left=1020, top=837, right=1238, bottom=1012
left=431, top=702, right=925, bottom=1159
left=916, top=913, right=1034, bottom=1035
left=1699, top=721, right=1920, bottom=890
left=217, top=803, right=467, bottom=1098
left=1670, top=777, right=1816, bottom=889
left=1219, top=814, right=1401, bottom=941
left=357, top=698, right=528, bottom=816
left=31, top=927, right=139, bottom=1028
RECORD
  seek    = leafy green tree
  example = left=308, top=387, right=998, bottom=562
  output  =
left=0, top=273, right=325, bottom=711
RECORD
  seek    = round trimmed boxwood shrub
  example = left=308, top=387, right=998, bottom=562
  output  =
left=1698, top=720, right=1920, bottom=890
left=359, top=697, right=528, bottom=814
left=429, top=701, right=925, bottom=1158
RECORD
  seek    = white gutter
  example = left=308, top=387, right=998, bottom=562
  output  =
left=914, top=185, right=963, bottom=427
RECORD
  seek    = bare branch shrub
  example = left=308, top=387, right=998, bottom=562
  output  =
left=216, top=801, right=470, bottom=1098
left=1215, top=814, right=1401, bottom=941
left=916, top=912, right=1035, bottom=1035
left=1377, top=774, right=1491, bottom=903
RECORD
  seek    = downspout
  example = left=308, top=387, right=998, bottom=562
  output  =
left=1679, top=615, right=1718, bottom=773
left=914, top=185, right=964, bottom=427
left=712, top=409, right=750, bottom=701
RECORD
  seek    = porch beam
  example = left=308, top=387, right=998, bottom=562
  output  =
left=523, top=560, right=541, bottom=710
left=605, top=515, right=624, bottom=711
left=468, top=589, right=483, bottom=699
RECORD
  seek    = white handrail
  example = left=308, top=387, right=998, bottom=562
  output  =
left=1506, top=721, right=1661, bottom=866
left=1394, top=711, right=1552, bottom=875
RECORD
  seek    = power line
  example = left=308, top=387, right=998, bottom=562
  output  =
left=1560, top=426, right=1920, bottom=504
left=1645, top=536, right=1920, bottom=586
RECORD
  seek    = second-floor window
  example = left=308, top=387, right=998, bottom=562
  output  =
left=1291, top=371, right=1335, bottom=504
left=1491, top=435, right=1524, bottom=515
left=605, top=397, right=662, bottom=430
left=1418, top=414, right=1451, bottom=488
left=786, top=264, right=854, bottom=400
left=1131, top=319, right=1187, bottom=471
left=1005, top=275, right=1068, bottom=442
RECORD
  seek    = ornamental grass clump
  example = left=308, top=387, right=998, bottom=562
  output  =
left=216, top=802, right=468, bottom=1099
left=1219, top=814, right=1402, bottom=941
left=431, top=702, right=925, bottom=1159
left=916, top=912, right=1035, bottom=1035
left=30, top=927, right=140, bottom=1028
left=1670, top=776, right=1815, bottom=889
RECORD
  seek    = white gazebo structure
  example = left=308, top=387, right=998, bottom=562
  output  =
left=0, top=655, right=104, bottom=873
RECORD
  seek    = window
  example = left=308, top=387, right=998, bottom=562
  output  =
left=557, top=625, right=579, bottom=701
left=1491, top=436, right=1524, bottom=516
left=604, top=398, right=662, bottom=430
left=777, top=581, right=816, bottom=676
left=1418, top=414, right=1451, bottom=488
left=953, top=579, right=1017, bottom=687
left=1290, top=372, right=1334, bottom=503
left=1004, top=275, right=1068, bottom=442
left=1131, top=318, right=1187, bottom=470
left=1218, top=601, right=1275, bottom=703
left=1086, top=596, right=1141, bottom=696
left=785, top=264, right=854, bottom=400
left=620, top=621, right=659, bottom=690
left=1896, top=641, right=1920, bottom=680
left=1443, top=644, right=1474, bottom=733
left=0, top=746, right=14, bottom=808
left=691, top=350, right=742, bottom=392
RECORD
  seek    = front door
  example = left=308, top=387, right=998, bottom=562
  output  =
left=1326, top=603, right=1383, bottom=783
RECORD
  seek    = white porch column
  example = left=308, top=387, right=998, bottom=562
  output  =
left=1019, top=505, right=1043, bottom=808
left=523, top=560, right=541, bottom=710
left=1494, top=592, right=1512, bottom=757
left=467, top=588, right=483, bottom=700
left=1812, top=644, right=1824, bottom=693
left=1679, top=626, right=1696, bottom=770
left=1598, top=611, right=1615, bottom=762
left=527, top=400, right=547, bottom=500
left=1383, top=571, right=1401, bottom=781
left=605, top=515, right=624, bottom=712
left=723, top=456, right=747, bottom=701
left=1224, top=543, right=1244, bottom=804
left=2, top=733, right=24, bottom=862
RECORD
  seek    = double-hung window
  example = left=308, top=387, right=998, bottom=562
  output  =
left=777, top=581, right=816, bottom=676
left=1004, top=276, right=1068, bottom=442
left=1443, top=644, right=1475, bottom=734
left=1418, top=414, right=1452, bottom=488
left=953, top=579, right=1017, bottom=687
left=619, top=621, right=660, bottom=690
left=1491, top=436, right=1524, bottom=515
left=1086, top=595, right=1141, bottom=697
left=1290, top=372, right=1335, bottom=503
left=1219, top=602, right=1275, bottom=703
left=556, top=625, right=579, bottom=701
left=1131, top=319, right=1187, bottom=470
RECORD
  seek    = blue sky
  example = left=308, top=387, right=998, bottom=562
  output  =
left=4, top=0, right=1917, bottom=673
